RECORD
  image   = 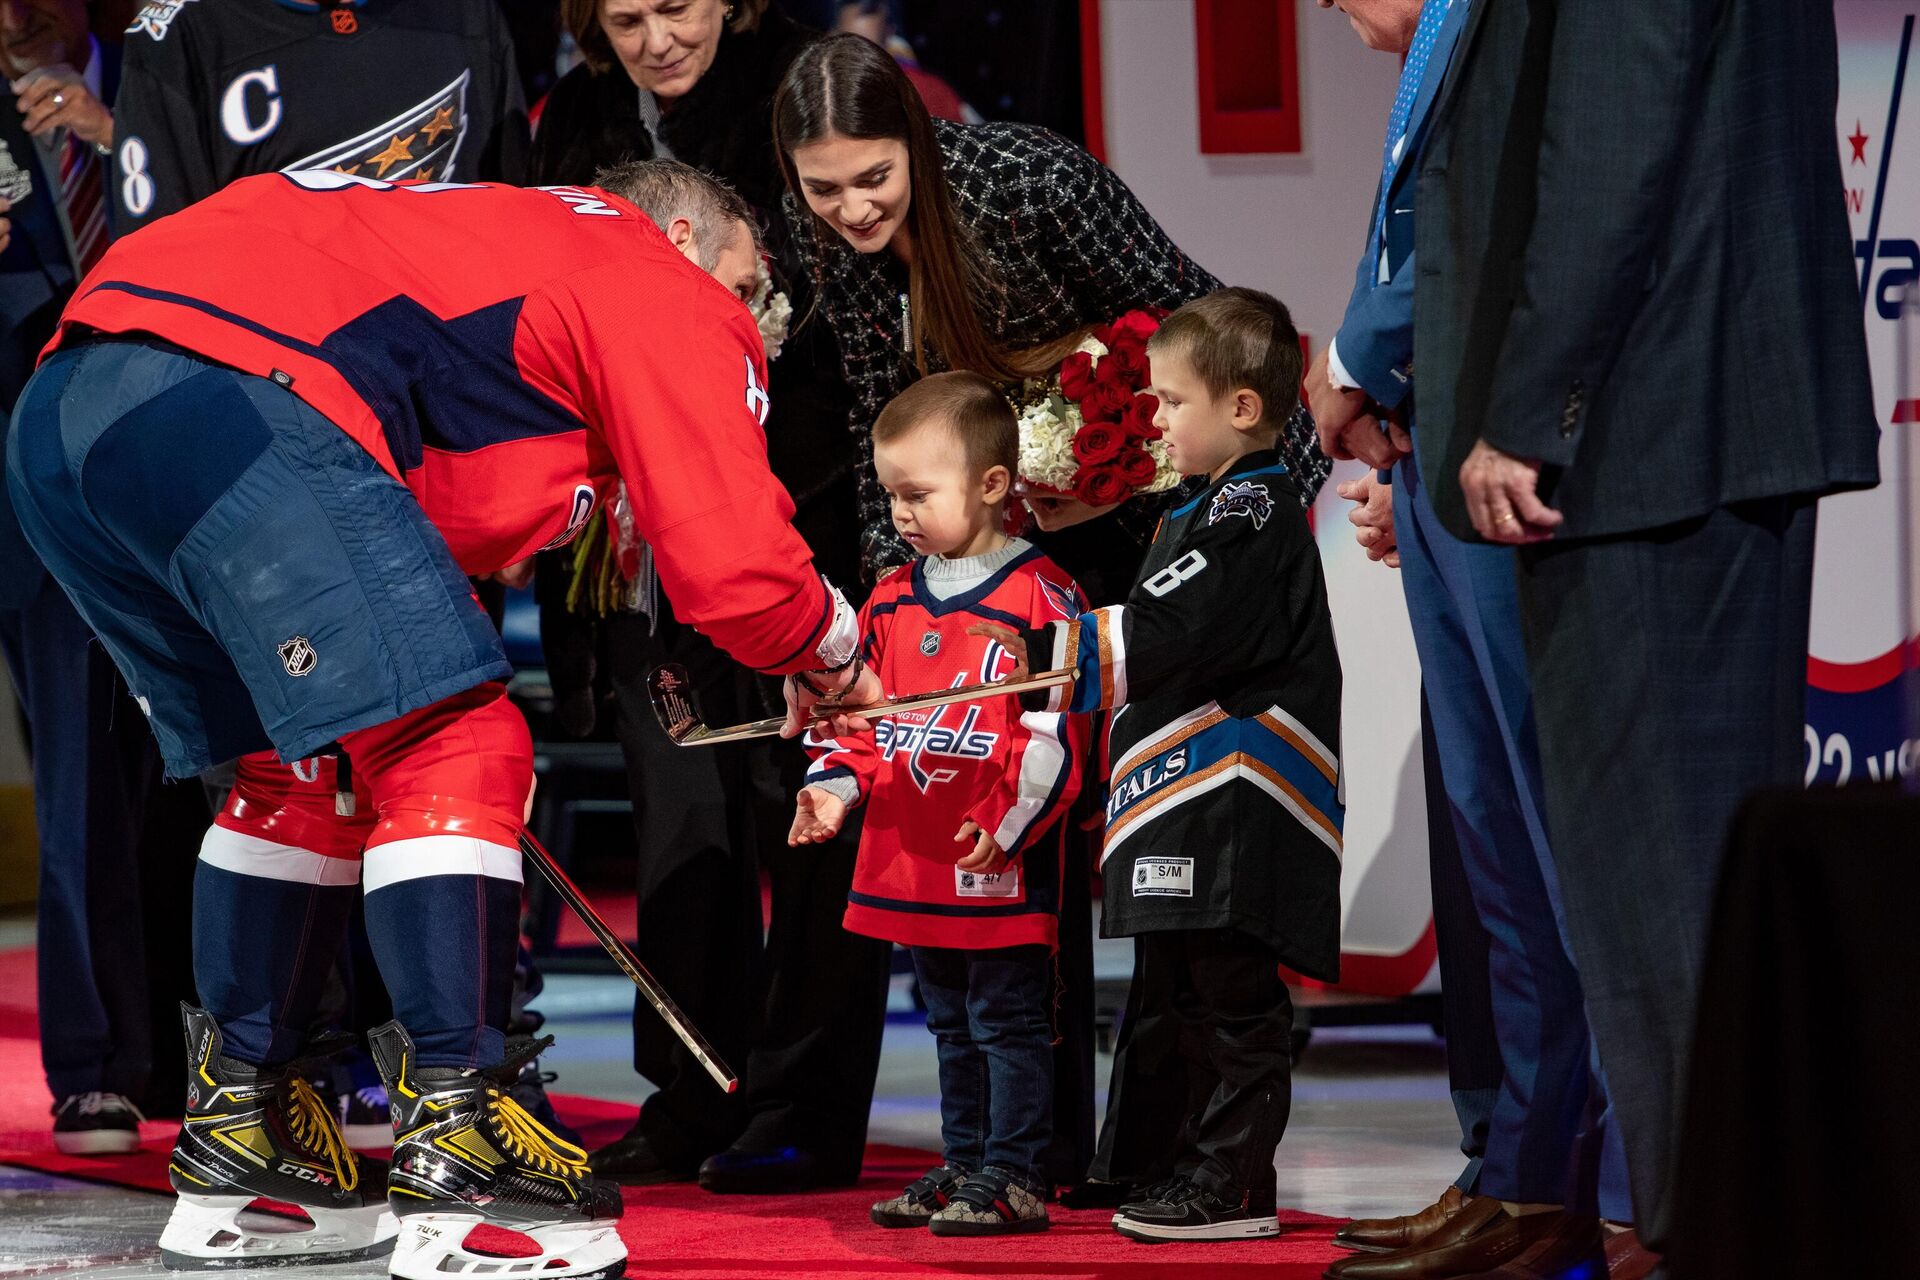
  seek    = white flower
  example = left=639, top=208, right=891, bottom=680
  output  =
left=1015, top=389, right=1083, bottom=491
left=747, top=259, right=792, bottom=361
left=1140, top=436, right=1182, bottom=493
left=1074, top=333, right=1110, bottom=362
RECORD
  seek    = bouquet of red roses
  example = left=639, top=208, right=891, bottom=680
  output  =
left=1015, top=308, right=1180, bottom=506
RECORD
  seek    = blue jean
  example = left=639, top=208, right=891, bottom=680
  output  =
left=911, top=944, right=1053, bottom=1186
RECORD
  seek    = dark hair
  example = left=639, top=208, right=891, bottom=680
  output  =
left=872, top=371, right=1016, bottom=479
left=594, top=159, right=763, bottom=266
left=567, top=0, right=768, bottom=79
left=774, top=33, right=1031, bottom=383
left=1148, top=287, right=1304, bottom=431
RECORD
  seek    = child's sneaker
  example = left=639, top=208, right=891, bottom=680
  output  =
left=1113, top=1178, right=1279, bottom=1242
left=928, top=1166, right=1049, bottom=1237
left=870, top=1164, right=967, bottom=1228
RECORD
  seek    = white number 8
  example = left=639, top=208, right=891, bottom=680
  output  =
left=119, top=136, right=153, bottom=216
left=1142, top=550, right=1207, bottom=598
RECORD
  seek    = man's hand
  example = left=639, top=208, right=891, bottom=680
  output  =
left=965, top=621, right=1029, bottom=679
left=954, top=820, right=1008, bottom=875
left=0, top=196, right=11, bottom=257
left=14, top=67, right=113, bottom=149
left=1337, top=472, right=1400, bottom=568
left=780, top=663, right=884, bottom=739
left=1307, top=347, right=1408, bottom=469
left=789, top=786, right=848, bottom=845
left=1458, top=439, right=1562, bottom=544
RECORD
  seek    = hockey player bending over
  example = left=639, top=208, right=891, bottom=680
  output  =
left=977, top=288, right=1345, bottom=1244
left=5, top=160, right=879, bottom=1278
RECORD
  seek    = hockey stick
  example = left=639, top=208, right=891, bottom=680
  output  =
left=517, top=830, right=739, bottom=1094
left=647, top=661, right=1077, bottom=747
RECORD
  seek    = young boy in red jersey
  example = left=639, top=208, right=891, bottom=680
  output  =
left=789, top=372, right=1087, bottom=1236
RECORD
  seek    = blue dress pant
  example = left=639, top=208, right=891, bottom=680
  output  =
left=1396, top=449, right=1625, bottom=1213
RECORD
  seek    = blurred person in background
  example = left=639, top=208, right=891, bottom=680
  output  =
left=0, top=0, right=207, bottom=1156
left=529, top=0, right=889, bottom=1195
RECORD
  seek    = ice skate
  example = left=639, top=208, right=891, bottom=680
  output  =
left=371, top=1020, right=626, bottom=1280
left=159, top=1005, right=397, bottom=1269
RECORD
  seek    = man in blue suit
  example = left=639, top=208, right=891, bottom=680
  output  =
left=1308, top=3, right=1645, bottom=1277
left=0, top=0, right=207, bottom=1155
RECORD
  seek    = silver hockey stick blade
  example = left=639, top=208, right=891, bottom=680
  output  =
left=646, top=661, right=1077, bottom=747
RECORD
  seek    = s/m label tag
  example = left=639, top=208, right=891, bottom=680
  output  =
left=1131, top=857, right=1194, bottom=897
left=955, top=865, right=1018, bottom=898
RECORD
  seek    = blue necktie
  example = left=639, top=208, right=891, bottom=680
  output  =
left=1372, top=0, right=1455, bottom=253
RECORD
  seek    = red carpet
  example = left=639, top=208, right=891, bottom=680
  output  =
left=0, top=948, right=1346, bottom=1276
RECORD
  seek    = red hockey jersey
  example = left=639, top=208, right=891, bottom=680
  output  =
left=46, top=171, right=834, bottom=676
left=806, top=544, right=1087, bottom=951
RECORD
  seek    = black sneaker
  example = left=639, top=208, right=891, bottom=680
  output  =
left=1114, top=1179, right=1279, bottom=1242
left=51, top=1091, right=145, bottom=1156
left=589, top=1126, right=698, bottom=1186
left=870, top=1163, right=967, bottom=1228
left=928, top=1166, right=1049, bottom=1236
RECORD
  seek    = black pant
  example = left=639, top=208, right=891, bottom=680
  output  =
left=1136, top=927, right=1293, bottom=1200
left=1087, top=933, right=1206, bottom=1187
left=0, top=576, right=203, bottom=1113
left=1516, top=496, right=1817, bottom=1241
left=604, top=611, right=891, bottom=1176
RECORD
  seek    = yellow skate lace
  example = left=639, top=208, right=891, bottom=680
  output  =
left=488, top=1091, right=589, bottom=1179
left=284, top=1075, right=359, bottom=1192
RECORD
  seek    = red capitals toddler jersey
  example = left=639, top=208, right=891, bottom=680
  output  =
left=806, top=545, right=1088, bottom=951
left=45, top=171, right=833, bottom=676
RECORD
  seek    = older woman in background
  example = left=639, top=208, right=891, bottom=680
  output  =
left=530, top=1, right=889, bottom=1196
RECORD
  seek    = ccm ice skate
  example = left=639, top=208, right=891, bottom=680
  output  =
left=371, top=1021, right=626, bottom=1280
left=159, top=1005, right=397, bottom=1269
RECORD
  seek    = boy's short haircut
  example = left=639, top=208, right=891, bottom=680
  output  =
left=873, top=371, right=1017, bottom=478
left=1148, top=287, right=1304, bottom=429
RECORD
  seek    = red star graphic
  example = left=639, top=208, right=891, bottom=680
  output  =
left=1848, top=119, right=1869, bottom=165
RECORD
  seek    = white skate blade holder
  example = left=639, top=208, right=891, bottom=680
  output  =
left=390, top=1215, right=626, bottom=1280
left=158, top=1193, right=397, bottom=1269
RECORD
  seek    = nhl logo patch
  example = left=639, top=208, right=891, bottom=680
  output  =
left=920, top=630, right=941, bottom=657
left=277, top=635, right=318, bottom=678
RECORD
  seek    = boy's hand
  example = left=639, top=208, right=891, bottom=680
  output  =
left=789, top=786, right=848, bottom=845
left=965, top=622, right=1029, bottom=679
left=954, top=820, right=1007, bottom=875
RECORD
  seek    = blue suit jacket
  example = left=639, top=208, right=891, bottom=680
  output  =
left=0, top=44, right=120, bottom=609
left=1333, top=1, right=1470, bottom=414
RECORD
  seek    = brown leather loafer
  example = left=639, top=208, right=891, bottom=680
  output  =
left=1324, top=1197, right=1518, bottom=1278
left=1336, top=1185, right=1476, bottom=1253
left=1449, top=1213, right=1603, bottom=1279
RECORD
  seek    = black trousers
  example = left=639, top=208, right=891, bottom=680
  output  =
left=1135, top=926, right=1293, bottom=1200
left=605, top=611, right=891, bottom=1176
left=0, top=575, right=203, bottom=1113
left=1516, top=496, right=1817, bottom=1242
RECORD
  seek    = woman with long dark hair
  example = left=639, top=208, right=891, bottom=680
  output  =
left=772, top=32, right=1327, bottom=592
left=772, top=33, right=1327, bottom=1205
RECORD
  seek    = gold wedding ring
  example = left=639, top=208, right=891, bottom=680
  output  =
left=1495, top=512, right=1517, bottom=524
